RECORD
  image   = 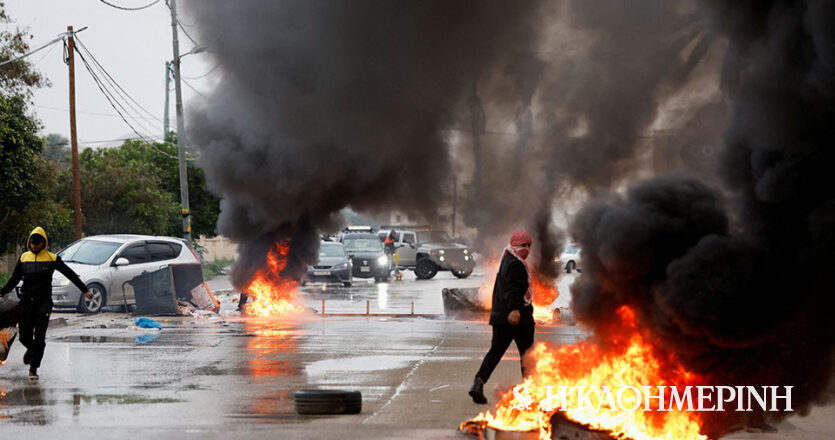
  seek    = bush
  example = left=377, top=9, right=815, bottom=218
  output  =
left=202, top=258, right=235, bottom=281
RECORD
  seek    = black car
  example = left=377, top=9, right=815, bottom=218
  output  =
left=340, top=232, right=390, bottom=282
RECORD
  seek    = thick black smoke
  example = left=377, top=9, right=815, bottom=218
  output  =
left=181, top=0, right=545, bottom=287
left=570, top=0, right=835, bottom=434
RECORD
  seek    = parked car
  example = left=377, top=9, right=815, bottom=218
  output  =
left=52, top=235, right=200, bottom=313
left=302, top=241, right=352, bottom=287
left=559, top=242, right=582, bottom=273
left=340, top=232, right=390, bottom=282
left=378, top=226, right=475, bottom=280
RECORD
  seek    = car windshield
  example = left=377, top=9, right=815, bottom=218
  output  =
left=342, top=237, right=383, bottom=252
left=58, top=239, right=122, bottom=265
left=319, top=245, right=345, bottom=258
left=417, top=231, right=451, bottom=243
left=565, top=244, right=580, bottom=254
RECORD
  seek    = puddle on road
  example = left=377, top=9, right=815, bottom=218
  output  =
left=71, top=394, right=182, bottom=405
left=53, top=336, right=135, bottom=344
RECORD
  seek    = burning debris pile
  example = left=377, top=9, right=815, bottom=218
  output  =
left=242, top=242, right=304, bottom=317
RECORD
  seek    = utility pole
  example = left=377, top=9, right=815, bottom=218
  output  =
left=163, top=61, right=171, bottom=139
left=169, top=0, right=192, bottom=247
left=67, top=26, right=83, bottom=240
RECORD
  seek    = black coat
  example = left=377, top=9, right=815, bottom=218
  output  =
left=0, top=227, right=88, bottom=314
left=489, top=252, right=534, bottom=326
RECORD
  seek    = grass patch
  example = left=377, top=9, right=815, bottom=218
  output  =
left=0, top=272, right=10, bottom=288
left=194, top=364, right=227, bottom=376
left=202, top=258, right=235, bottom=281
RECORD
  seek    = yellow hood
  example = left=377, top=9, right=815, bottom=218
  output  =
left=28, top=226, right=48, bottom=252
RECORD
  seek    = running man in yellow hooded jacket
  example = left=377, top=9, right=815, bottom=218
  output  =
left=0, top=227, right=92, bottom=380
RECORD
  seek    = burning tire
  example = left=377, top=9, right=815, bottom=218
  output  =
left=452, top=268, right=472, bottom=279
left=415, top=258, right=438, bottom=279
left=294, top=389, right=362, bottom=415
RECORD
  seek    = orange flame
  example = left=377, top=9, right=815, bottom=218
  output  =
left=480, top=254, right=559, bottom=324
left=464, top=306, right=707, bottom=440
left=244, top=242, right=304, bottom=317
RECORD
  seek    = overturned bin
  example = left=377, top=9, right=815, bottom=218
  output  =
left=128, top=264, right=208, bottom=316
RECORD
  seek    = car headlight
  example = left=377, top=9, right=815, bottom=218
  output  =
left=464, top=255, right=469, bottom=261
left=439, top=256, right=445, bottom=262
left=52, top=274, right=71, bottom=287
left=438, top=249, right=445, bottom=255
left=333, top=263, right=348, bottom=270
left=377, top=255, right=388, bottom=266
left=463, top=249, right=469, bottom=254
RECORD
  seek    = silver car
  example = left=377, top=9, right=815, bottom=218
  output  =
left=303, top=241, right=353, bottom=287
left=52, top=235, right=200, bottom=313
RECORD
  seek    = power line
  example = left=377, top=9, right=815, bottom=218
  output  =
left=74, top=36, right=163, bottom=125
left=180, top=76, right=206, bottom=98
left=182, top=62, right=219, bottom=79
left=74, top=46, right=178, bottom=160
left=98, top=0, right=161, bottom=11
left=176, top=16, right=200, bottom=46
left=0, top=35, right=64, bottom=67
left=35, top=104, right=163, bottom=121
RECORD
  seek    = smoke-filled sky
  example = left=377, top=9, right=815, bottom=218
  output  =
left=182, top=1, right=833, bottom=434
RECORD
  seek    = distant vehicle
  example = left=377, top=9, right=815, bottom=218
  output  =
left=52, top=235, right=200, bottom=313
left=340, top=232, right=390, bottom=282
left=378, top=226, right=475, bottom=280
left=559, top=242, right=582, bottom=273
left=303, top=241, right=352, bottom=287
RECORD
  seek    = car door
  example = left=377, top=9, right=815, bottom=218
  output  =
left=397, top=232, right=418, bottom=267
left=108, top=241, right=155, bottom=305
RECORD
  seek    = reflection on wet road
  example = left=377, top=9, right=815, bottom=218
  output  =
left=0, top=271, right=586, bottom=439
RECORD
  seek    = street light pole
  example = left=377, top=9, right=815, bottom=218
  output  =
left=169, top=0, right=192, bottom=247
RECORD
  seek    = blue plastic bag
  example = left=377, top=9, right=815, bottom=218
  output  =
left=134, top=317, right=162, bottom=329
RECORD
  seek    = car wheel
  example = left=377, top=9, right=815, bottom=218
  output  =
left=78, top=282, right=105, bottom=314
left=565, top=261, right=576, bottom=274
left=294, top=389, right=362, bottom=415
left=415, top=258, right=438, bottom=280
left=452, top=268, right=473, bottom=279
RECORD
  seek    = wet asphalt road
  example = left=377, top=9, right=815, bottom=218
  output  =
left=1, top=270, right=832, bottom=439
left=0, top=269, right=581, bottom=440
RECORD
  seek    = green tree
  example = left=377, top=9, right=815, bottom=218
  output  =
left=106, top=138, right=220, bottom=238
left=0, top=2, right=49, bottom=96
left=0, top=93, right=44, bottom=252
left=77, top=147, right=178, bottom=236
left=42, top=133, right=70, bottom=164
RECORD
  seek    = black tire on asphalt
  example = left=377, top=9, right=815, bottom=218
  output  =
left=415, top=258, right=438, bottom=280
left=294, top=390, right=362, bottom=415
left=565, top=261, right=576, bottom=274
left=77, top=282, right=105, bottom=314
left=452, top=268, right=473, bottom=279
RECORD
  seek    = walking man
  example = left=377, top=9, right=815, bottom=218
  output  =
left=0, top=227, right=92, bottom=380
left=469, top=229, right=535, bottom=404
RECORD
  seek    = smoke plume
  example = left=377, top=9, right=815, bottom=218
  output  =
left=181, top=0, right=545, bottom=287
left=570, top=0, right=835, bottom=434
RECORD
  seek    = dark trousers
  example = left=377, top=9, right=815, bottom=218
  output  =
left=476, top=321, right=535, bottom=383
left=18, top=305, right=50, bottom=369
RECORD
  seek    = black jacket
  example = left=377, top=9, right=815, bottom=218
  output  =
left=0, top=227, right=87, bottom=314
left=489, top=252, right=534, bottom=326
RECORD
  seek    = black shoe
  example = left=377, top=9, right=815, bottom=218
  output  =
left=468, top=376, right=488, bottom=404
left=28, top=368, right=38, bottom=381
left=23, top=350, right=31, bottom=365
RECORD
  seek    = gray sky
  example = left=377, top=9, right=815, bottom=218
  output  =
left=5, top=0, right=213, bottom=148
